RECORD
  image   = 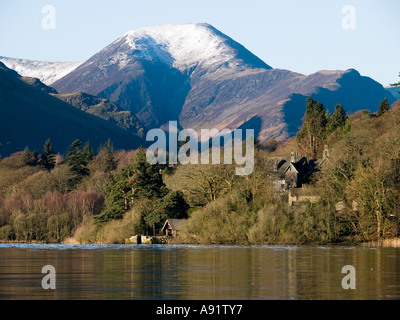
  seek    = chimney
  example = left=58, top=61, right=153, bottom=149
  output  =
left=290, top=151, right=296, bottom=163
left=323, top=145, right=329, bottom=160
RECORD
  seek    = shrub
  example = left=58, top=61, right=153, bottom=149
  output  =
left=74, top=208, right=143, bottom=244
left=248, top=204, right=292, bottom=244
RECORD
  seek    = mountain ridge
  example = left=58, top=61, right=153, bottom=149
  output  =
left=4, top=23, right=396, bottom=144
left=0, top=56, right=82, bottom=85
left=52, top=91, right=145, bottom=137
left=0, top=62, right=145, bottom=157
left=52, top=23, right=273, bottom=130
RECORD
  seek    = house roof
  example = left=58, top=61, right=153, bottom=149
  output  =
left=162, top=219, right=185, bottom=231
left=316, top=157, right=332, bottom=168
left=267, top=157, right=289, bottom=175
left=284, top=162, right=299, bottom=174
left=283, top=157, right=308, bottom=175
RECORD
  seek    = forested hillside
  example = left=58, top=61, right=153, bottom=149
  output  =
left=0, top=96, right=399, bottom=244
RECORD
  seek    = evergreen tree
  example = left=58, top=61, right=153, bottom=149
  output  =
left=95, top=148, right=167, bottom=223
left=377, top=98, right=390, bottom=117
left=98, top=139, right=117, bottom=172
left=297, top=96, right=328, bottom=158
left=327, top=104, right=347, bottom=133
left=22, top=146, right=34, bottom=166
left=66, top=140, right=90, bottom=177
left=132, top=148, right=167, bottom=199
left=342, top=118, right=352, bottom=135
left=41, top=139, right=56, bottom=171
left=33, top=149, right=39, bottom=165
left=96, top=166, right=136, bottom=222
left=82, top=141, right=94, bottom=162
left=145, top=191, right=189, bottom=235
left=155, top=190, right=188, bottom=219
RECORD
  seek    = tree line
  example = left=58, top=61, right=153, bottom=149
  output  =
left=296, top=96, right=390, bottom=159
left=0, top=93, right=398, bottom=244
left=0, top=138, right=121, bottom=242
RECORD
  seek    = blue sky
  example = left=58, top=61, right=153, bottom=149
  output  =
left=0, top=0, right=399, bottom=86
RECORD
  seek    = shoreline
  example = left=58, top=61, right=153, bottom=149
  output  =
left=1, top=237, right=400, bottom=247
left=361, top=237, right=400, bottom=248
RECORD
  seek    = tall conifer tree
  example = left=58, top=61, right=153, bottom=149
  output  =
left=41, top=139, right=56, bottom=171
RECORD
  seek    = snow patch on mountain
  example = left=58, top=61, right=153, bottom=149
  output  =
left=0, top=56, right=82, bottom=85
left=121, top=23, right=249, bottom=72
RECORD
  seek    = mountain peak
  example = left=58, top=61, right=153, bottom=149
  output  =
left=51, top=24, right=393, bottom=142
left=118, top=23, right=270, bottom=72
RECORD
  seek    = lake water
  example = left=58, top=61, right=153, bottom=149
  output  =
left=0, top=244, right=399, bottom=300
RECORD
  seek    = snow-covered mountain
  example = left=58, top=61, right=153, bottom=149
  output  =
left=53, top=23, right=270, bottom=129
left=122, top=23, right=271, bottom=73
left=0, top=56, right=82, bottom=85
left=52, top=23, right=396, bottom=142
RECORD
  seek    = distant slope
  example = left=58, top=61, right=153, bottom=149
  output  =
left=0, top=56, right=82, bottom=85
left=19, top=76, right=58, bottom=94
left=281, top=69, right=396, bottom=137
left=16, top=76, right=145, bottom=137
left=53, top=92, right=145, bottom=137
left=0, top=62, right=144, bottom=157
left=385, top=86, right=400, bottom=101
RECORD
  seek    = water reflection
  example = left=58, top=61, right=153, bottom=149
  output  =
left=0, top=245, right=399, bottom=300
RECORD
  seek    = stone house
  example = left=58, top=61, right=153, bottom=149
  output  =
left=270, top=146, right=332, bottom=205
